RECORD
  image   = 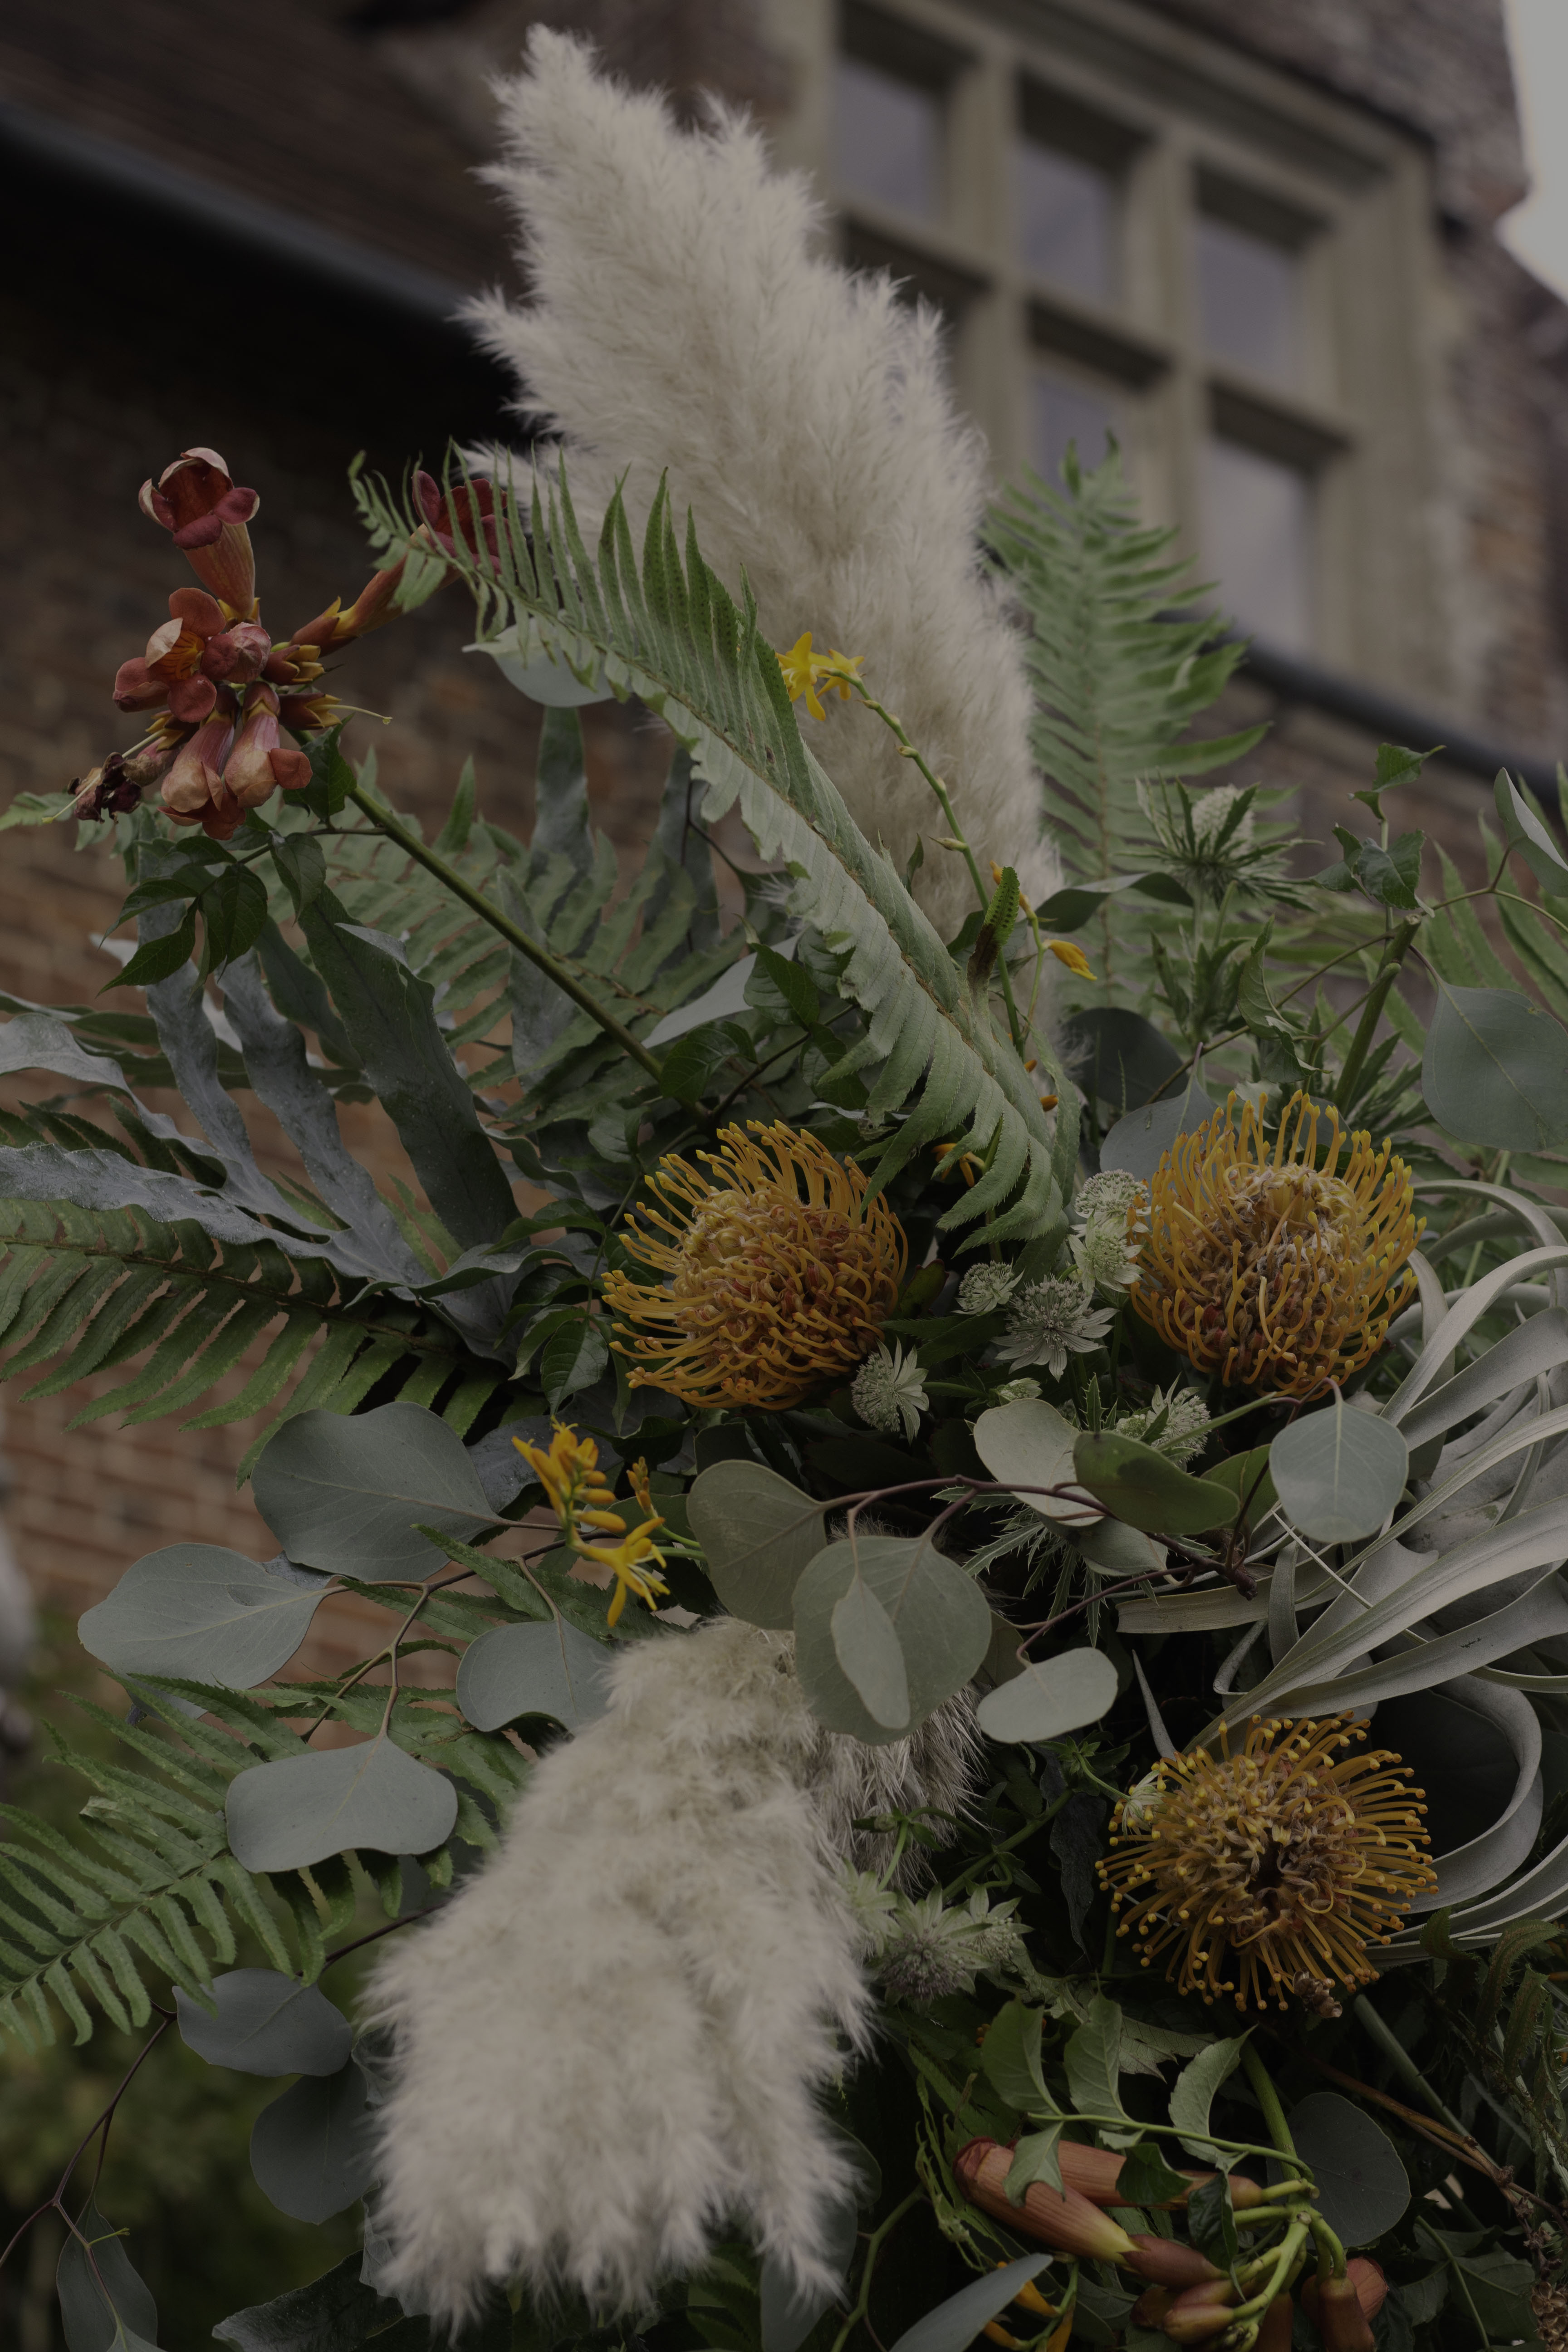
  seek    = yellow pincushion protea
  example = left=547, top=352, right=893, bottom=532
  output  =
left=1099, top=1715, right=1435, bottom=2013
left=603, top=1120, right=906, bottom=1411
left=1131, top=1089, right=1420, bottom=1396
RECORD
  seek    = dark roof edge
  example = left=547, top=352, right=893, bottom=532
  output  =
left=0, top=99, right=476, bottom=334
left=1233, top=634, right=1562, bottom=804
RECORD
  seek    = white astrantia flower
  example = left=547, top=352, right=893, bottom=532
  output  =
left=1115, top=1383, right=1211, bottom=1467
left=851, top=1340, right=928, bottom=1441
left=1075, top=1170, right=1148, bottom=1232
left=850, top=1882, right=1026, bottom=2007
left=957, top=1261, right=1021, bottom=1315
left=1071, top=1167, right=1147, bottom=1294
left=995, top=1278, right=1114, bottom=1376
left=1071, top=1220, right=1142, bottom=1293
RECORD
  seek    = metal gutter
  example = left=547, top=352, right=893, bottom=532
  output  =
left=0, top=99, right=475, bottom=335
left=1235, top=635, right=1562, bottom=803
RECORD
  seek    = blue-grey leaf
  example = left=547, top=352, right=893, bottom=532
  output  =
left=1100, top=1079, right=1216, bottom=1180
left=886, top=2256, right=1053, bottom=2352
left=794, top=1536, right=990, bottom=1744
left=211, top=2253, right=399, bottom=2352
left=456, top=1619, right=616, bottom=1733
left=226, top=1738, right=458, bottom=1872
left=976, top=1647, right=1119, bottom=1744
left=79, top=1547, right=324, bottom=1688
left=56, top=2199, right=159, bottom=2352
left=252, top=1401, right=495, bottom=1581
left=831, top=1573, right=911, bottom=1730
left=686, top=1460, right=827, bottom=1629
left=1277, top=2092, right=1408, bottom=2246
left=0, top=1011, right=132, bottom=1093
left=1271, top=1402, right=1409, bottom=1544
left=249, top=2060, right=376, bottom=2223
left=176, top=1970, right=352, bottom=2078
left=1424, top=981, right=1568, bottom=1151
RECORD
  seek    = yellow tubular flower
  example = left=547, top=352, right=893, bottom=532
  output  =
left=603, top=1121, right=907, bottom=1411
left=777, top=632, right=865, bottom=720
left=1046, top=940, right=1095, bottom=980
left=1132, top=1090, right=1420, bottom=1396
left=512, top=1424, right=668, bottom=1625
left=1098, top=1715, right=1435, bottom=2013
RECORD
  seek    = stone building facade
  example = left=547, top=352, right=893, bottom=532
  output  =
left=0, top=0, right=1563, bottom=1653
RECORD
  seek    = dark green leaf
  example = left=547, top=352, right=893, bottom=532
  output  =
left=1185, top=2175, right=1237, bottom=2271
left=1062, top=1008, right=1183, bottom=1112
left=1281, top=2092, right=1408, bottom=2247
left=108, top=907, right=198, bottom=993
left=1073, top=1431, right=1237, bottom=1535
left=1423, top=980, right=1568, bottom=1150
left=979, top=1999, right=1053, bottom=2114
left=249, top=2059, right=376, bottom=2223
left=201, top=865, right=270, bottom=972
left=1354, top=833, right=1422, bottom=911
left=1116, top=2141, right=1193, bottom=2207
left=56, top=2199, right=159, bottom=2352
left=211, top=2255, right=400, bottom=2352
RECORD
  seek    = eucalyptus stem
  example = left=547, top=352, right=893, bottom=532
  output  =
left=343, top=779, right=666, bottom=1083
left=1332, top=918, right=1418, bottom=1112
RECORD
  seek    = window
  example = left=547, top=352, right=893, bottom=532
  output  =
left=1033, top=372, right=1116, bottom=480
left=835, top=55, right=943, bottom=217
left=1203, top=436, right=1312, bottom=652
left=1196, top=213, right=1303, bottom=385
left=1018, top=141, right=1114, bottom=300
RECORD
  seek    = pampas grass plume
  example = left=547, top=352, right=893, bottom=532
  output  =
left=467, top=29, right=1054, bottom=929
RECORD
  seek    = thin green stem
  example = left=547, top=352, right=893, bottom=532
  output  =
left=1350, top=1995, right=1470, bottom=2143
left=1333, top=918, right=1419, bottom=1110
left=1242, top=2043, right=1296, bottom=2163
left=343, top=779, right=666, bottom=1084
left=829, top=2190, right=922, bottom=2352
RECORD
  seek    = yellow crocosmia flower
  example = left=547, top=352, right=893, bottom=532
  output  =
left=579, top=1523, right=670, bottom=1626
left=1046, top=939, right=1095, bottom=980
left=512, top=1421, right=618, bottom=1546
left=628, top=1457, right=655, bottom=1518
left=778, top=632, right=828, bottom=720
left=817, top=647, right=865, bottom=698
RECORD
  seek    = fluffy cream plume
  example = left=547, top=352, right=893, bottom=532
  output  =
left=371, top=1621, right=872, bottom=2321
left=466, top=28, right=1054, bottom=930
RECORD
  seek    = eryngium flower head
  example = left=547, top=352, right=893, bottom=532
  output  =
left=604, top=1121, right=906, bottom=1411
left=1098, top=1715, right=1435, bottom=2011
left=1131, top=1091, right=1419, bottom=1396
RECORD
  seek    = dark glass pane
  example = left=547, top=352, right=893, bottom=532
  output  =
left=1018, top=141, right=1113, bottom=299
left=835, top=56, right=941, bottom=218
left=1196, top=215, right=1301, bottom=383
left=1033, top=376, right=1115, bottom=481
left=1203, top=436, right=1311, bottom=652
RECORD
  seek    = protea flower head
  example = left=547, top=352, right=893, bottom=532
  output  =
left=1131, top=1091, right=1420, bottom=1396
left=604, top=1121, right=906, bottom=1411
left=1099, top=1715, right=1435, bottom=2011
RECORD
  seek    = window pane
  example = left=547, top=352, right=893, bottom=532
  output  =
left=1196, top=216, right=1301, bottom=383
left=835, top=56, right=941, bottom=218
left=1033, top=376, right=1115, bottom=481
left=1203, top=437, right=1311, bottom=652
left=1018, top=141, right=1113, bottom=299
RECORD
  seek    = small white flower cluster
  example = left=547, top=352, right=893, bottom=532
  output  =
left=842, top=1872, right=1024, bottom=2006
left=1114, top=1382, right=1210, bottom=1467
left=956, top=1260, right=1020, bottom=1315
left=995, top=1277, right=1114, bottom=1376
left=1070, top=1168, right=1148, bottom=1296
left=851, top=1340, right=928, bottom=1440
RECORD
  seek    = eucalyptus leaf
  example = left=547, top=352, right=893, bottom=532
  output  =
left=211, top=2255, right=400, bottom=2352
left=1063, top=1008, right=1184, bottom=1111
left=972, top=1397, right=1100, bottom=1528
left=1270, top=1404, right=1409, bottom=1544
left=686, top=1460, right=828, bottom=1628
left=253, top=1402, right=495, bottom=1581
left=175, top=1970, right=352, bottom=2078
left=1073, top=1431, right=1237, bottom=1535
left=1278, top=2092, right=1408, bottom=2246
left=885, top=2257, right=1054, bottom=2352
left=456, top=1619, right=616, bottom=1733
left=249, top=2058, right=377, bottom=2223
left=831, top=1573, right=911, bottom=1730
left=975, top=1647, right=1119, bottom=1744
left=226, top=1738, right=458, bottom=1872
left=1423, top=981, right=1568, bottom=1151
left=78, top=1547, right=324, bottom=1689
left=1099, top=1080, right=1216, bottom=1181
left=56, top=2200, right=160, bottom=2352
left=793, top=1535, right=990, bottom=1744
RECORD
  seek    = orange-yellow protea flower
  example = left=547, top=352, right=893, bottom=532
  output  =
left=778, top=632, right=866, bottom=720
left=603, top=1120, right=906, bottom=1411
left=1132, top=1090, right=1420, bottom=1396
left=1098, top=1716, right=1435, bottom=2012
left=512, top=1423, right=668, bottom=1626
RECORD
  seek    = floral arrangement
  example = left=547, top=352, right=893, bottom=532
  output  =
left=5, top=31, right=1568, bottom=2352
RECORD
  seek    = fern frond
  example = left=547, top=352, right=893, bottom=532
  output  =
left=356, top=457, right=1074, bottom=1238
left=985, top=450, right=1265, bottom=996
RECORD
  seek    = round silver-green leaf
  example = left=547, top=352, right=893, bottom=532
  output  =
left=1270, top=1403, right=1409, bottom=1544
left=250, top=2059, right=376, bottom=2223
left=456, top=1619, right=616, bottom=1733
left=176, top=1969, right=352, bottom=2078
left=226, top=1738, right=457, bottom=1872
left=1279, top=2092, right=1409, bottom=2246
left=79, top=1547, right=325, bottom=1690
left=252, top=1401, right=495, bottom=1582
left=794, top=1536, right=990, bottom=1744
left=975, top=1647, right=1120, bottom=1744
left=686, top=1459, right=827, bottom=1628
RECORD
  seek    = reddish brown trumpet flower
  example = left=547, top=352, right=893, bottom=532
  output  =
left=1127, top=2237, right=1230, bottom=2290
left=1302, top=2260, right=1385, bottom=2350
left=139, top=447, right=260, bottom=611
left=954, top=2141, right=1137, bottom=2262
left=1055, top=2142, right=1265, bottom=2212
left=1255, top=2297, right=1296, bottom=2352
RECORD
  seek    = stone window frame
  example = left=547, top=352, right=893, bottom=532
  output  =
left=772, top=0, right=1448, bottom=689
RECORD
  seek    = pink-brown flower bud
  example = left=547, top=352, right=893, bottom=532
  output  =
left=139, top=449, right=259, bottom=610
left=276, top=691, right=337, bottom=736
left=1255, top=2295, right=1295, bottom=2352
left=1160, top=2299, right=1239, bottom=2344
left=284, top=558, right=409, bottom=665
left=1052, top=2146, right=1264, bottom=2213
left=954, top=2141, right=1136, bottom=2262
left=1302, top=2261, right=1384, bottom=2348
left=162, top=713, right=238, bottom=835
left=223, top=686, right=310, bottom=810
left=1125, top=2237, right=1226, bottom=2289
